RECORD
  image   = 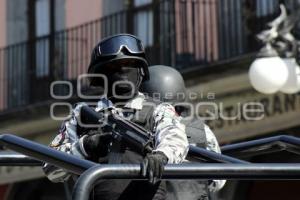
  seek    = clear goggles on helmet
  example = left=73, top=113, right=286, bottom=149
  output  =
left=98, top=35, right=145, bottom=56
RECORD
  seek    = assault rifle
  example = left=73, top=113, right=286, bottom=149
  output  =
left=80, top=105, right=153, bottom=155
left=79, top=105, right=247, bottom=164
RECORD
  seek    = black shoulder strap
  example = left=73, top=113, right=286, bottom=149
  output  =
left=182, top=118, right=207, bottom=148
left=133, top=97, right=208, bottom=148
left=132, top=97, right=161, bottom=131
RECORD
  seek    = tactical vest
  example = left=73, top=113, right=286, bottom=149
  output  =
left=122, top=97, right=210, bottom=200
left=106, top=97, right=160, bottom=164
left=109, top=98, right=209, bottom=200
left=129, top=98, right=208, bottom=148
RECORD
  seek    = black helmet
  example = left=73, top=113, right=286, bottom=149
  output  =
left=140, top=65, right=186, bottom=103
left=88, top=34, right=149, bottom=86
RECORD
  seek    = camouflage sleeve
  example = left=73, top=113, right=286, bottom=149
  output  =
left=204, top=124, right=226, bottom=192
left=42, top=103, right=89, bottom=183
left=151, top=103, right=189, bottom=164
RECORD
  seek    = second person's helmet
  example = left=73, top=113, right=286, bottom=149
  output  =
left=140, top=65, right=187, bottom=103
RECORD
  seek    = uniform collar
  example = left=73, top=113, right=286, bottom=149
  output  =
left=95, top=97, right=114, bottom=112
left=96, top=92, right=145, bottom=111
left=124, top=92, right=145, bottom=110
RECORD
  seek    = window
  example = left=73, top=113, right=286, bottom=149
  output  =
left=134, top=11, right=153, bottom=47
left=134, top=0, right=152, bottom=7
left=133, top=0, right=153, bottom=47
left=35, top=0, right=50, bottom=77
left=256, top=0, right=279, bottom=17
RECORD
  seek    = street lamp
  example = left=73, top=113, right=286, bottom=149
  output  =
left=280, top=57, right=300, bottom=93
left=249, top=4, right=300, bottom=94
left=249, top=43, right=288, bottom=94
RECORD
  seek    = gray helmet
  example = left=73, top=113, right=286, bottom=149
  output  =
left=140, top=65, right=186, bottom=103
left=141, top=66, right=205, bottom=146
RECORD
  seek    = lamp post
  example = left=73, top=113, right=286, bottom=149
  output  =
left=249, top=4, right=300, bottom=94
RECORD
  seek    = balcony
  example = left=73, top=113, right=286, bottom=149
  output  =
left=0, top=0, right=294, bottom=113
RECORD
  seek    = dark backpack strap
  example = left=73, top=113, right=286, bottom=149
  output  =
left=131, top=97, right=161, bottom=132
left=182, top=118, right=207, bottom=148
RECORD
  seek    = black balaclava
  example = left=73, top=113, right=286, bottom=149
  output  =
left=104, top=65, right=143, bottom=103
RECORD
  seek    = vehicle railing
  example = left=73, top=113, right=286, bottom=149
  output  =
left=0, top=134, right=247, bottom=167
left=73, top=163, right=300, bottom=200
left=2, top=133, right=300, bottom=200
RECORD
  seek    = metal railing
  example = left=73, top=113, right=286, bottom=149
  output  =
left=0, top=0, right=286, bottom=112
left=2, top=134, right=300, bottom=166
left=72, top=163, right=300, bottom=200
left=2, top=133, right=300, bottom=200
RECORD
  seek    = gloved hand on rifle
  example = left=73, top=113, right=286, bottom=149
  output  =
left=82, top=130, right=112, bottom=160
left=142, top=151, right=168, bottom=185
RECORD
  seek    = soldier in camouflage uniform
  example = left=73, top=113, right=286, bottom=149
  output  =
left=43, top=34, right=189, bottom=200
left=141, top=65, right=226, bottom=200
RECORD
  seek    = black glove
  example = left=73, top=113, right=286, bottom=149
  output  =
left=83, top=130, right=112, bottom=159
left=142, top=151, right=168, bottom=185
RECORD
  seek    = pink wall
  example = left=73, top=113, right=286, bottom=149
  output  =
left=65, top=0, right=103, bottom=79
left=65, top=0, right=103, bottom=28
left=175, top=0, right=219, bottom=62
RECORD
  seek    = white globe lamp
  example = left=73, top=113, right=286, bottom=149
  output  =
left=280, top=58, right=300, bottom=93
left=249, top=44, right=289, bottom=94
